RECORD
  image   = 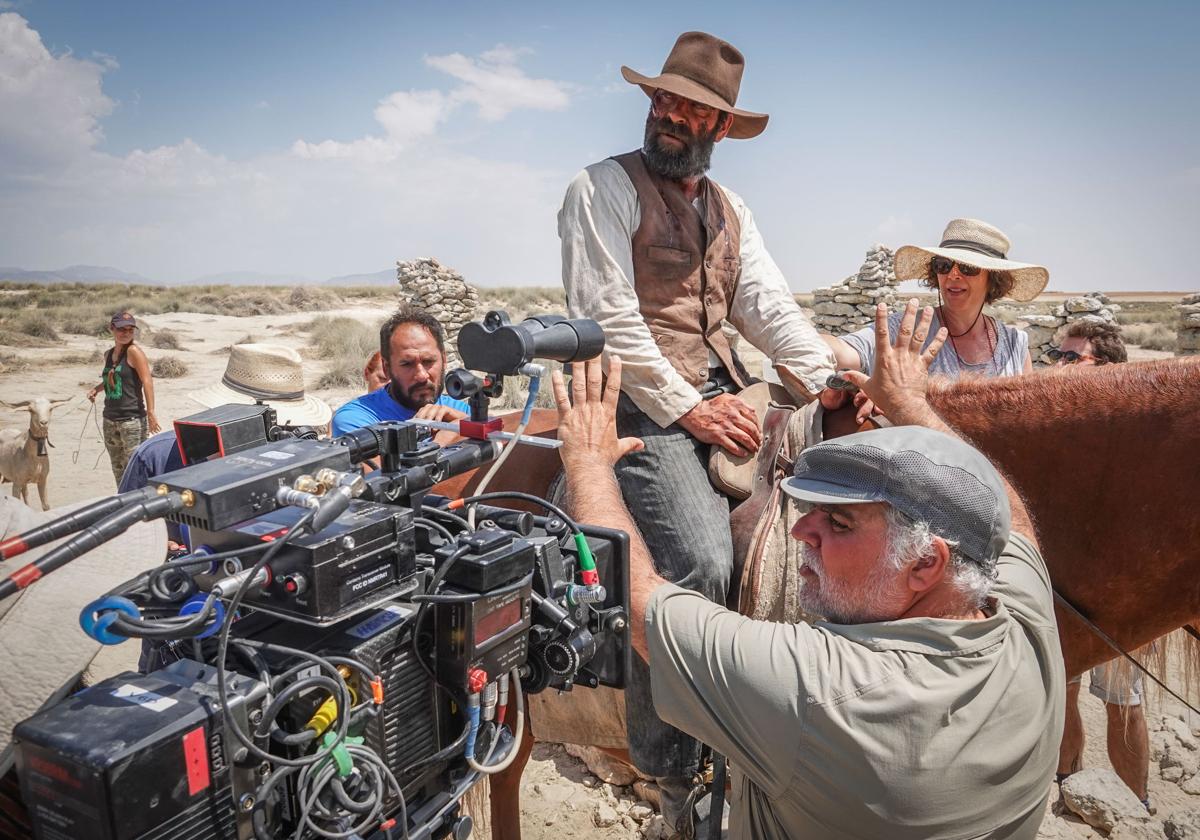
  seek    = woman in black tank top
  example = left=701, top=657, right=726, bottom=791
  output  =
left=86, top=312, right=160, bottom=485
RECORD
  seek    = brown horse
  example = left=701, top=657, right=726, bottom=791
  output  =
left=436, top=357, right=1200, bottom=839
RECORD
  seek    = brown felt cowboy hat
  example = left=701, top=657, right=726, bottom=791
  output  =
left=621, top=31, right=769, bottom=140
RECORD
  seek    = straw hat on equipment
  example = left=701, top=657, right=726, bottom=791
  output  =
left=188, top=344, right=332, bottom=428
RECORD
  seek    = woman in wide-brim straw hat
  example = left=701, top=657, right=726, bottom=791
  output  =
left=188, top=343, right=332, bottom=431
left=827, top=218, right=1049, bottom=381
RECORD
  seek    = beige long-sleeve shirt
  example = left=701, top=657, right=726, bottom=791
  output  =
left=558, top=158, right=836, bottom=428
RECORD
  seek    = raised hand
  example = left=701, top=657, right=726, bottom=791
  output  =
left=840, top=300, right=947, bottom=426
left=552, top=355, right=644, bottom=469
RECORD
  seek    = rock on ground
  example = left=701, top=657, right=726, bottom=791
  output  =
left=1061, top=769, right=1154, bottom=832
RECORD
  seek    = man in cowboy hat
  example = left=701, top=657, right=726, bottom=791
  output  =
left=552, top=301, right=1064, bottom=839
left=558, top=31, right=836, bottom=820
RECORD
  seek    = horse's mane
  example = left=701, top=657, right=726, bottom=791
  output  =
left=929, top=356, right=1200, bottom=423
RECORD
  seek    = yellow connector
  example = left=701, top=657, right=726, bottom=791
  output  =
left=304, top=670, right=359, bottom=737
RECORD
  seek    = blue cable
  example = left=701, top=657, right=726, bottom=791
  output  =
left=520, top=374, right=540, bottom=426
left=464, top=705, right=481, bottom=759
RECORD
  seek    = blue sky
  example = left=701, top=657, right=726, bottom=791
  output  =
left=1, top=1, right=1197, bottom=290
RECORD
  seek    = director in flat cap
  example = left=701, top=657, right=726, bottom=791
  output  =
left=558, top=32, right=836, bottom=819
left=552, top=300, right=1065, bottom=839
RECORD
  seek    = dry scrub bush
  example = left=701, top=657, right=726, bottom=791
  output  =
left=152, top=356, right=189, bottom=378
left=305, top=316, right=379, bottom=389
left=288, top=286, right=340, bottom=311
left=478, top=287, right=566, bottom=322
left=1115, top=301, right=1178, bottom=326
left=1121, top=322, right=1176, bottom=352
left=11, top=313, right=60, bottom=341
left=150, top=331, right=184, bottom=350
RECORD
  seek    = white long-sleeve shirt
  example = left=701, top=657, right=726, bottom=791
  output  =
left=559, top=158, right=836, bottom=428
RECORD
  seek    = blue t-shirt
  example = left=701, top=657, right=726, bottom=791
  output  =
left=118, top=431, right=187, bottom=546
left=331, top=388, right=470, bottom=437
left=118, top=431, right=186, bottom=493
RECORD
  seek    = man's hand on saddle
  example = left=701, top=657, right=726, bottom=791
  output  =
left=552, top=355, right=645, bottom=469
left=837, top=299, right=948, bottom=427
left=678, top=393, right=761, bottom=457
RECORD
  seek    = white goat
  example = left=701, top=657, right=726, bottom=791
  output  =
left=0, top=397, right=71, bottom=510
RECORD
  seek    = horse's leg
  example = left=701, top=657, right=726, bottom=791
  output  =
left=489, top=705, right=536, bottom=840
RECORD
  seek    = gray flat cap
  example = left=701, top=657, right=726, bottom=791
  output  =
left=781, top=426, right=1010, bottom=570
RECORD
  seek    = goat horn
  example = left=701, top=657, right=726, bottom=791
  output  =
left=0, top=400, right=31, bottom=410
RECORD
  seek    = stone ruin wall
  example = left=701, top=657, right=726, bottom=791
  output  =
left=809, top=244, right=900, bottom=337
left=396, top=258, right=479, bottom=369
left=1177, top=293, right=1200, bottom=357
left=1021, top=292, right=1121, bottom=366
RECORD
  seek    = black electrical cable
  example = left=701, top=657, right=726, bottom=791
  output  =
left=419, top=505, right=472, bottom=533
left=408, top=544, right=471, bottom=685
left=108, top=593, right=220, bottom=640
left=144, top=541, right=273, bottom=602
left=454, top=491, right=580, bottom=533
left=214, top=507, right=357, bottom=769
left=0, top=486, right=154, bottom=561
left=414, top=517, right=454, bottom=543
left=0, top=492, right=182, bottom=602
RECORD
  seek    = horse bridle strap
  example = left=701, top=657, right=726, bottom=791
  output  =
left=1053, top=590, right=1200, bottom=716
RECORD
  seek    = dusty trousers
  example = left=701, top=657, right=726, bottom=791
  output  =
left=614, top=394, right=733, bottom=779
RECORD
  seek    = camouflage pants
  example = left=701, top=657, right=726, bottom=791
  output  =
left=103, top=416, right=148, bottom=487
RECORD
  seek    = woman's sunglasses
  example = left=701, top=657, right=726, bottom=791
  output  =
left=1047, top=348, right=1101, bottom=365
left=931, top=256, right=981, bottom=277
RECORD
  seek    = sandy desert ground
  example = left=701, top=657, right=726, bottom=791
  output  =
left=0, top=296, right=1195, bottom=838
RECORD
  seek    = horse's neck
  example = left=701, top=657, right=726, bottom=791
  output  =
left=928, top=360, right=1200, bottom=670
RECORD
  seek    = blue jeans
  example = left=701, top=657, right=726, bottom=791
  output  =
left=615, top=395, right=733, bottom=779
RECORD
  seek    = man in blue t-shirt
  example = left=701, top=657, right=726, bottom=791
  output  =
left=332, top=306, right=469, bottom=438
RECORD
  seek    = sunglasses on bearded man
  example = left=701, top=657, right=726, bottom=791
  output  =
left=931, top=256, right=982, bottom=277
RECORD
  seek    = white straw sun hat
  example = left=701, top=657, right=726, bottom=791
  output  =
left=894, top=218, right=1049, bottom=302
left=188, top=343, right=332, bottom=428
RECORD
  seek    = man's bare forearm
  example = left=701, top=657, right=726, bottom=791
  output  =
left=563, top=455, right=665, bottom=660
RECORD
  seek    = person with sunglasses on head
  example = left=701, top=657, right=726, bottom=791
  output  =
left=825, top=220, right=1049, bottom=409
left=85, top=311, right=160, bottom=486
left=1049, top=320, right=1127, bottom=367
left=1047, top=320, right=1150, bottom=811
left=558, top=32, right=837, bottom=830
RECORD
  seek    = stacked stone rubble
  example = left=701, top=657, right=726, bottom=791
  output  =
left=396, top=258, right=479, bottom=368
left=1177, top=293, right=1200, bottom=356
left=810, top=245, right=900, bottom=336
left=1023, top=291, right=1121, bottom=366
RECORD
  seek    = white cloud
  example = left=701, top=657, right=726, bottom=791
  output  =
left=0, top=12, right=115, bottom=167
left=0, top=16, right=568, bottom=283
left=425, top=47, right=571, bottom=121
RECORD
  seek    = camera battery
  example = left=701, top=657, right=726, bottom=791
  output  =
left=14, top=660, right=266, bottom=840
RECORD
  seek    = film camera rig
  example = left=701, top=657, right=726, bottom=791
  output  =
left=0, top=312, right=626, bottom=840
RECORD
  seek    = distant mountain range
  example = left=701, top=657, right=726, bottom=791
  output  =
left=0, top=264, right=396, bottom=287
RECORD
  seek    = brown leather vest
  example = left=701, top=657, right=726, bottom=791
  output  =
left=612, top=151, right=747, bottom=389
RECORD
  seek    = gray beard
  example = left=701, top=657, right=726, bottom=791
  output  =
left=796, top=544, right=897, bottom=625
left=641, top=113, right=717, bottom=181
